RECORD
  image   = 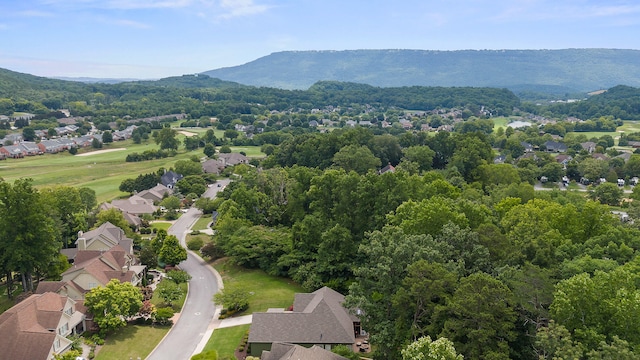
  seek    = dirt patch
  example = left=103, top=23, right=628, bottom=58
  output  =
left=76, top=148, right=126, bottom=157
left=179, top=131, right=198, bottom=137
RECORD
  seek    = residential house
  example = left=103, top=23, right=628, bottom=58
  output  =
left=544, top=141, right=567, bottom=153
left=53, top=245, right=145, bottom=300
left=260, top=342, right=348, bottom=360
left=0, top=292, right=86, bottom=360
left=74, top=135, right=94, bottom=147
left=98, top=202, right=143, bottom=229
left=615, top=152, right=632, bottom=163
left=20, top=141, right=43, bottom=156
left=378, top=163, right=396, bottom=174
left=202, top=159, right=226, bottom=175
left=219, top=152, right=249, bottom=167
left=248, top=287, right=361, bottom=356
left=520, top=142, right=534, bottom=153
left=581, top=141, right=597, bottom=153
left=56, top=137, right=77, bottom=150
left=592, top=153, right=609, bottom=161
left=112, top=125, right=137, bottom=141
left=0, top=144, right=24, bottom=158
left=494, top=155, right=507, bottom=164
left=161, top=171, right=184, bottom=189
left=555, top=154, right=573, bottom=168
left=38, top=139, right=66, bottom=154
left=138, top=183, right=173, bottom=204
left=111, top=194, right=157, bottom=215
left=3, top=133, right=23, bottom=144
left=77, top=222, right=134, bottom=253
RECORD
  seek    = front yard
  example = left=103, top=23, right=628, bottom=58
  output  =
left=95, top=325, right=170, bottom=360
left=212, top=258, right=305, bottom=313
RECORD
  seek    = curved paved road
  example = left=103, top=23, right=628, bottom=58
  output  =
left=147, top=179, right=230, bottom=360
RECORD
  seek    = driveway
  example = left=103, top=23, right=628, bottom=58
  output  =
left=146, top=179, right=231, bottom=360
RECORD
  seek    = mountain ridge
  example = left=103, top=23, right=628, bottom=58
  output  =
left=202, top=48, right=640, bottom=92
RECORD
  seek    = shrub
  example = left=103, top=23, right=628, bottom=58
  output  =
left=167, top=269, right=192, bottom=284
left=187, top=237, right=204, bottom=251
left=200, top=242, right=224, bottom=260
left=90, top=334, right=104, bottom=345
left=155, top=307, right=175, bottom=325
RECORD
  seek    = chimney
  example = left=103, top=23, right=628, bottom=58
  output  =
left=77, top=231, right=87, bottom=250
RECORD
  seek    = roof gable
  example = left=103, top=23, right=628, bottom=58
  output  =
left=0, top=292, right=70, bottom=360
left=249, top=287, right=356, bottom=345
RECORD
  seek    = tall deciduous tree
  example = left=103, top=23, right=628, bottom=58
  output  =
left=345, top=226, right=436, bottom=360
left=159, top=235, right=187, bottom=266
left=332, top=144, right=381, bottom=174
left=0, top=178, right=60, bottom=293
left=84, top=279, right=143, bottom=335
left=154, top=127, right=179, bottom=150
left=441, top=272, right=516, bottom=360
left=401, top=336, right=463, bottom=360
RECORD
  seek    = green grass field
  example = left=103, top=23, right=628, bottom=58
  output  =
left=94, top=325, right=170, bottom=360
left=191, top=215, right=212, bottom=231
left=150, top=221, right=173, bottom=232
left=492, top=116, right=510, bottom=129
left=201, top=324, right=250, bottom=358
left=212, top=259, right=305, bottom=313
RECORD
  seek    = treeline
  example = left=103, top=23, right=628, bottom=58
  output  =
left=540, top=85, right=640, bottom=120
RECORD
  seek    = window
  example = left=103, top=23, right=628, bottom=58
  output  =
left=58, top=323, right=68, bottom=335
left=54, top=338, right=61, bottom=350
left=65, top=307, right=74, bottom=316
left=88, top=282, right=97, bottom=289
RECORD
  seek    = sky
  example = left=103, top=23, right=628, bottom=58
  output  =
left=1, top=0, right=640, bottom=79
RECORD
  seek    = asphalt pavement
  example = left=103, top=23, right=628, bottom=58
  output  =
left=146, top=179, right=231, bottom=360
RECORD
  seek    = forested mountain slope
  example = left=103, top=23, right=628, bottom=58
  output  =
left=202, top=49, right=640, bottom=92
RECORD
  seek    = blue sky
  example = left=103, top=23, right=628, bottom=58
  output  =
left=1, top=0, right=639, bottom=79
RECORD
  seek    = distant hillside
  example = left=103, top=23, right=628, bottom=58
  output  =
left=202, top=49, right=640, bottom=92
left=130, top=74, right=245, bottom=89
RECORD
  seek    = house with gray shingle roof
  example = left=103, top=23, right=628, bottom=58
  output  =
left=248, top=287, right=361, bottom=356
left=218, top=152, right=249, bottom=166
left=110, top=194, right=157, bottom=215
left=261, top=342, right=348, bottom=360
left=138, top=183, right=173, bottom=203
left=0, top=144, right=25, bottom=158
left=20, top=141, right=42, bottom=155
left=202, top=158, right=226, bottom=174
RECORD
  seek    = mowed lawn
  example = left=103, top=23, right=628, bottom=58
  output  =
left=213, top=259, right=305, bottom=313
left=94, top=325, right=170, bottom=360
left=202, top=324, right=250, bottom=358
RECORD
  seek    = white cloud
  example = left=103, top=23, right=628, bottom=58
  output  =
left=17, top=10, right=55, bottom=17
left=110, top=19, right=152, bottom=28
left=39, top=0, right=193, bottom=10
left=104, top=0, right=192, bottom=10
left=218, top=0, right=269, bottom=18
left=489, top=1, right=640, bottom=22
